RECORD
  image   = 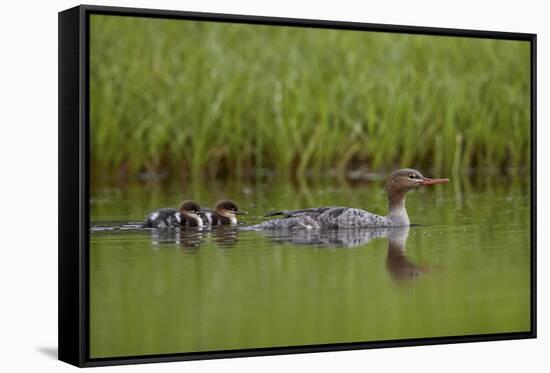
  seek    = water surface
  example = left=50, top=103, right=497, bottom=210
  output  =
left=90, top=176, right=530, bottom=358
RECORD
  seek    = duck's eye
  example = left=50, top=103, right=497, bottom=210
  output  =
left=409, top=174, right=416, bottom=179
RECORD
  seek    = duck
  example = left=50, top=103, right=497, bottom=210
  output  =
left=142, top=200, right=204, bottom=228
left=200, top=200, right=247, bottom=225
left=248, top=169, right=449, bottom=230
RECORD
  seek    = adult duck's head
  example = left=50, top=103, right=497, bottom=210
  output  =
left=179, top=200, right=203, bottom=223
left=386, top=168, right=449, bottom=195
left=215, top=200, right=247, bottom=223
left=385, top=169, right=449, bottom=224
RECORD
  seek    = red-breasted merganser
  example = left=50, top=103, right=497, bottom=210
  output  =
left=200, top=200, right=248, bottom=225
left=142, top=200, right=204, bottom=228
left=248, top=169, right=449, bottom=230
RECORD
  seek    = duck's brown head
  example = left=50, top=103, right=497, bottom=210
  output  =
left=179, top=200, right=202, bottom=220
left=386, top=169, right=449, bottom=195
left=215, top=200, right=248, bottom=220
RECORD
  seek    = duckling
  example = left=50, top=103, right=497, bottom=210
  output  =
left=200, top=200, right=247, bottom=225
left=142, top=200, right=204, bottom=228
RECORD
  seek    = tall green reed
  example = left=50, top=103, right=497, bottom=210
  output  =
left=89, top=16, right=531, bottom=181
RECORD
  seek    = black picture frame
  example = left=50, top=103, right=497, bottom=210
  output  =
left=58, top=4, right=537, bottom=367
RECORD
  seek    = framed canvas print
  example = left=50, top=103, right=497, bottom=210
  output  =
left=58, top=5, right=537, bottom=367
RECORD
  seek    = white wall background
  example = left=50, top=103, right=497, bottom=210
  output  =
left=0, top=0, right=546, bottom=371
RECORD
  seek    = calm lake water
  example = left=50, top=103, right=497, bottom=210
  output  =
left=89, top=175, right=531, bottom=358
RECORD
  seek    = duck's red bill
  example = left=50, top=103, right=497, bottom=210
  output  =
left=420, top=178, right=450, bottom=185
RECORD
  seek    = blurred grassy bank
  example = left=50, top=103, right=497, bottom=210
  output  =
left=90, top=15, right=530, bottom=181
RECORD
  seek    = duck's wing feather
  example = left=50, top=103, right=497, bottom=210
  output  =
left=264, top=206, right=344, bottom=218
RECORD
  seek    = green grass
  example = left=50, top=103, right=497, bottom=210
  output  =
left=90, top=15, right=531, bottom=181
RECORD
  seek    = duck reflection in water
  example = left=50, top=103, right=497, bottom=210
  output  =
left=147, top=224, right=431, bottom=281
left=149, top=225, right=239, bottom=250
left=260, top=226, right=431, bottom=283
left=384, top=227, right=431, bottom=283
left=210, top=225, right=239, bottom=248
left=150, top=228, right=206, bottom=252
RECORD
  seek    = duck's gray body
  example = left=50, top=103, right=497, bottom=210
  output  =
left=248, top=206, right=408, bottom=230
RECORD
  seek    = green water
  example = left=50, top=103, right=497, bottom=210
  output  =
left=89, top=176, right=531, bottom=358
